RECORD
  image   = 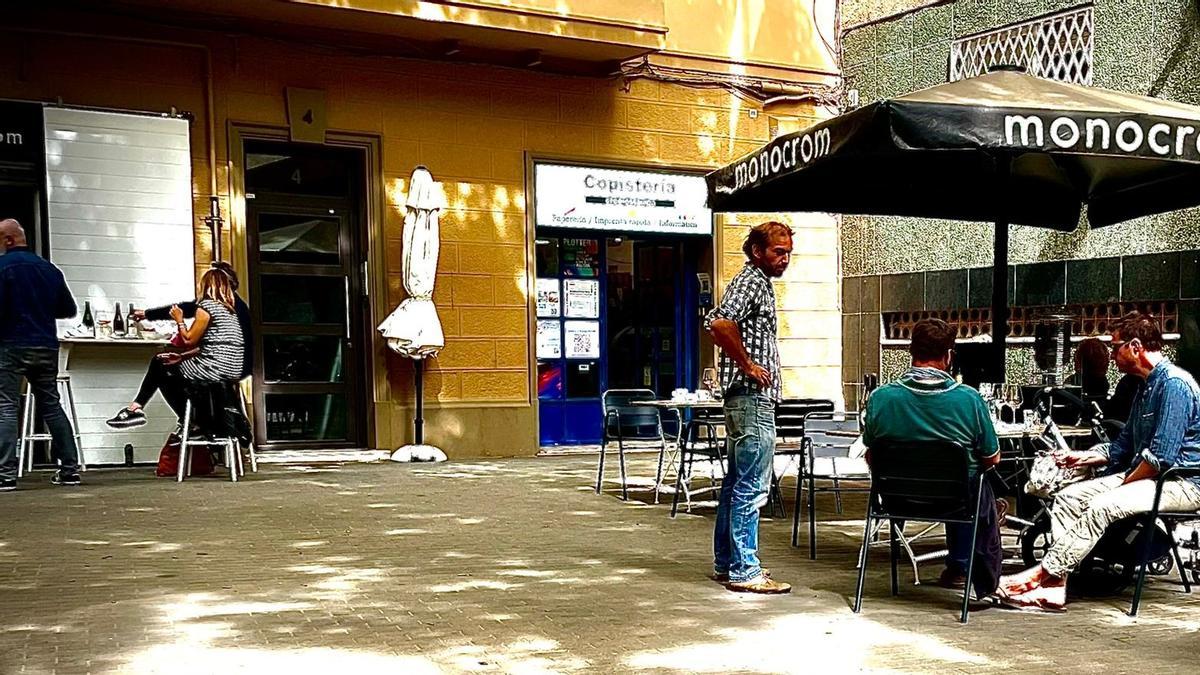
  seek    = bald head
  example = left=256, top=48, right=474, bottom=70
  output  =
left=0, top=219, right=26, bottom=254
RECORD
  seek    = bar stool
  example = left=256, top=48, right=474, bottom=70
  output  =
left=177, top=382, right=254, bottom=482
left=17, top=375, right=85, bottom=477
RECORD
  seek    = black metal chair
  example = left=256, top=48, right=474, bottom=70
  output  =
left=769, top=398, right=835, bottom=517
left=853, top=440, right=989, bottom=624
left=1129, top=466, right=1200, bottom=616
left=791, top=412, right=869, bottom=558
left=670, top=405, right=726, bottom=517
left=595, top=389, right=671, bottom=502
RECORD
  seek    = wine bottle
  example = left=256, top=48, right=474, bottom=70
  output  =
left=113, top=302, right=125, bottom=337
left=81, top=301, right=94, bottom=335
left=126, top=305, right=139, bottom=339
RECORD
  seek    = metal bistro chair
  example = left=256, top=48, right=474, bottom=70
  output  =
left=791, top=411, right=870, bottom=558
left=853, top=440, right=990, bottom=624
left=595, top=389, right=673, bottom=502
left=670, top=405, right=726, bottom=517
left=771, top=398, right=835, bottom=517
left=1129, top=466, right=1200, bottom=616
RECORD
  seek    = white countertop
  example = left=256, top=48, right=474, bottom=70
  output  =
left=60, top=336, right=170, bottom=346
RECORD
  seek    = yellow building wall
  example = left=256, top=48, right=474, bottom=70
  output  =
left=661, top=0, right=838, bottom=74
left=719, top=210, right=843, bottom=404
left=1, top=10, right=835, bottom=455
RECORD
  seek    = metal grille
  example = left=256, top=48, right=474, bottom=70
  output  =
left=950, top=6, right=1094, bottom=84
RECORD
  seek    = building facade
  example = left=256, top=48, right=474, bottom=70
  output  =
left=839, top=0, right=1200, bottom=400
left=1, top=1, right=842, bottom=460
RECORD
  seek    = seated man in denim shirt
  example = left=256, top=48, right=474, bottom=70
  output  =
left=1000, top=311, right=1200, bottom=611
left=863, top=318, right=1002, bottom=594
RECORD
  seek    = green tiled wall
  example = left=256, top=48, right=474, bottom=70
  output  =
left=840, top=0, right=1200, bottom=278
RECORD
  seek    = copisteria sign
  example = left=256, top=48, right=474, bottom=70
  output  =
left=534, top=162, right=712, bottom=236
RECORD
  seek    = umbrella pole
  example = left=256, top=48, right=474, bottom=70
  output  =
left=991, top=220, right=1009, bottom=383
left=991, top=155, right=1012, bottom=383
left=414, top=357, right=425, bottom=445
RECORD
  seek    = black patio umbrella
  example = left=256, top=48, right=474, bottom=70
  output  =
left=707, top=67, right=1200, bottom=380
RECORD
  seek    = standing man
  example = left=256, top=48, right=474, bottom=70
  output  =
left=0, top=219, right=82, bottom=490
left=999, top=312, right=1200, bottom=611
left=705, top=221, right=793, bottom=594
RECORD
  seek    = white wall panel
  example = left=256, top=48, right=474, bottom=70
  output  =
left=44, top=107, right=195, bottom=320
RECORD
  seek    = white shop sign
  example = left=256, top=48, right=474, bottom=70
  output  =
left=563, top=278, right=599, bottom=319
left=534, top=163, right=712, bottom=236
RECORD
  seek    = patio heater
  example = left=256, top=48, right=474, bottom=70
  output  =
left=1032, top=309, right=1074, bottom=386
left=203, top=195, right=223, bottom=262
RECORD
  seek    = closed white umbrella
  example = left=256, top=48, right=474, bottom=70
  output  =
left=378, top=166, right=445, bottom=357
left=378, top=166, right=447, bottom=461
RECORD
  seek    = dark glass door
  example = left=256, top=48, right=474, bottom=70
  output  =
left=606, top=240, right=681, bottom=397
left=244, top=142, right=367, bottom=450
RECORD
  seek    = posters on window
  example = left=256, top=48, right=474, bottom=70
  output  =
left=564, top=320, right=600, bottom=359
left=536, top=278, right=561, bottom=317
left=564, top=279, right=599, bottom=318
left=536, top=320, right=561, bottom=359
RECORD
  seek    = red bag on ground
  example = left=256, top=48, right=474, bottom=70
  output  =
left=155, top=434, right=214, bottom=477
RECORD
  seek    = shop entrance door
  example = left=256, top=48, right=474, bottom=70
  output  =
left=536, top=235, right=702, bottom=445
left=244, top=141, right=369, bottom=450
left=606, top=241, right=683, bottom=395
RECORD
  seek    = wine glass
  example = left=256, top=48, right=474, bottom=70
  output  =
left=1008, top=384, right=1024, bottom=410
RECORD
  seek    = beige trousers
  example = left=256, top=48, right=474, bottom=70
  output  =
left=1041, top=474, right=1200, bottom=578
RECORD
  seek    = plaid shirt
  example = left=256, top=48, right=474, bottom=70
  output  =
left=705, top=263, right=781, bottom=401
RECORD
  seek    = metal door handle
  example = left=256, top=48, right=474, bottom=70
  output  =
left=344, top=276, right=352, bottom=342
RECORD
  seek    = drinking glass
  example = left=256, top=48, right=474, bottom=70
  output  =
left=1008, top=384, right=1024, bottom=411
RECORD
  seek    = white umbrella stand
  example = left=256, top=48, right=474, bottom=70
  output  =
left=378, top=166, right=448, bottom=463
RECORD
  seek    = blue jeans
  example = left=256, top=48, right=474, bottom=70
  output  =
left=0, top=346, right=79, bottom=480
left=714, top=392, right=776, bottom=582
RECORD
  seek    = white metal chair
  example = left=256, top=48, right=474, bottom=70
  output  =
left=791, top=412, right=867, bottom=556
left=17, top=375, right=85, bottom=477
left=177, top=382, right=252, bottom=482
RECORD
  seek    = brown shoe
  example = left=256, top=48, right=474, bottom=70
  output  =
left=711, top=568, right=770, bottom=584
left=727, top=576, right=791, bottom=594
left=937, top=568, right=966, bottom=590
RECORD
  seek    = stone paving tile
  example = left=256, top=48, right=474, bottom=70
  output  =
left=1, top=456, right=1198, bottom=674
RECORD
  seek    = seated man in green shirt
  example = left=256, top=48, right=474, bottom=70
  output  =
left=862, top=318, right=1002, bottom=590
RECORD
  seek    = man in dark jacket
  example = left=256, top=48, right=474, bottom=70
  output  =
left=0, top=219, right=81, bottom=489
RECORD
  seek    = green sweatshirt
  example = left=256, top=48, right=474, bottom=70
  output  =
left=862, top=367, right=1000, bottom=471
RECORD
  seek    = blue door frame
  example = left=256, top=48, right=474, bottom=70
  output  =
left=537, top=232, right=705, bottom=446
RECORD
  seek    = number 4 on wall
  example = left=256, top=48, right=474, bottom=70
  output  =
left=285, top=87, right=328, bottom=144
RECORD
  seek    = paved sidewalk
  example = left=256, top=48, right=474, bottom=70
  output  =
left=2, top=455, right=1198, bottom=674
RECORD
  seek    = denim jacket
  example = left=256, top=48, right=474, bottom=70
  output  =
left=1102, top=359, right=1200, bottom=485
